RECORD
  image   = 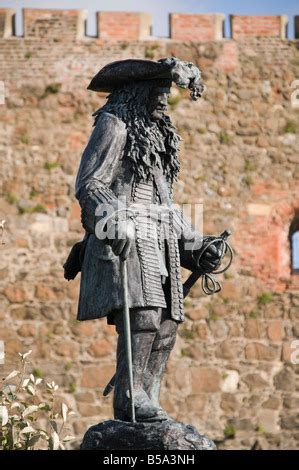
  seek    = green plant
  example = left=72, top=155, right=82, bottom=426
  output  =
left=29, top=189, right=40, bottom=199
left=249, top=310, right=260, bottom=319
left=41, top=83, right=61, bottom=99
left=44, top=161, right=60, bottom=170
left=20, top=134, right=29, bottom=145
left=257, top=292, right=273, bottom=306
left=179, top=328, right=196, bottom=340
left=32, top=368, right=44, bottom=379
left=224, top=272, right=234, bottom=280
left=244, top=158, right=256, bottom=172
left=180, top=348, right=192, bottom=358
left=144, top=44, right=159, bottom=60
left=0, top=350, right=75, bottom=450
left=6, top=193, right=18, bottom=205
left=64, top=363, right=73, bottom=372
left=283, top=120, right=297, bottom=134
left=243, top=175, right=253, bottom=187
left=120, top=41, right=129, bottom=50
left=25, top=52, right=32, bottom=59
left=18, top=206, right=31, bottom=215
left=256, top=424, right=265, bottom=434
left=18, top=204, right=47, bottom=215
left=68, top=383, right=76, bottom=394
left=218, top=131, right=232, bottom=145
left=209, top=312, right=219, bottom=322
left=32, top=204, right=47, bottom=214
left=224, top=424, right=236, bottom=439
left=167, top=94, right=181, bottom=107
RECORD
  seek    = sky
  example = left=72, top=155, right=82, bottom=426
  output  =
left=0, top=0, right=297, bottom=38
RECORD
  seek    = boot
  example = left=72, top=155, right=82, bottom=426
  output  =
left=144, top=319, right=177, bottom=413
left=113, top=330, right=168, bottom=422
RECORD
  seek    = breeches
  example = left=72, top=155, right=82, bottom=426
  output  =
left=113, top=307, right=178, bottom=351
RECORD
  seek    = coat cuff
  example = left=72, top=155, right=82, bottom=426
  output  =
left=78, top=180, right=121, bottom=234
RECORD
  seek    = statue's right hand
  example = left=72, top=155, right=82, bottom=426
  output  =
left=107, top=218, right=135, bottom=260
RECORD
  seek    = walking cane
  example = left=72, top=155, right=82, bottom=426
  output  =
left=120, top=258, right=136, bottom=423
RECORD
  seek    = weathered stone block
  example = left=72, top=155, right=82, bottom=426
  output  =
left=81, top=419, right=216, bottom=450
left=191, top=367, right=221, bottom=393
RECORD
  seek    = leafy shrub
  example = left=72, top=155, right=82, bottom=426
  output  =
left=6, top=193, right=18, bottom=205
left=44, top=161, right=60, bottom=171
left=257, top=292, right=273, bottom=306
left=224, top=424, right=236, bottom=439
left=0, top=350, right=75, bottom=450
left=42, top=84, right=61, bottom=99
left=283, top=120, right=297, bottom=134
left=18, top=204, right=47, bottom=215
left=218, top=131, right=232, bottom=145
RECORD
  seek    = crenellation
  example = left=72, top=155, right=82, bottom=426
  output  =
left=170, top=13, right=225, bottom=41
left=0, top=8, right=15, bottom=38
left=231, top=15, right=288, bottom=39
left=97, top=12, right=152, bottom=41
left=0, top=9, right=297, bottom=41
left=23, top=8, right=87, bottom=41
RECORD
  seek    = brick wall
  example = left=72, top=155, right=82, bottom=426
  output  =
left=170, top=13, right=224, bottom=41
left=0, top=8, right=299, bottom=450
left=97, top=12, right=152, bottom=41
left=231, top=15, right=288, bottom=39
left=23, top=9, right=86, bottom=41
left=0, top=8, right=15, bottom=38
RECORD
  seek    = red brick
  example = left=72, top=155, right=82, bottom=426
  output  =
left=170, top=13, right=224, bottom=41
left=97, top=12, right=151, bottom=41
left=231, top=15, right=287, bottom=39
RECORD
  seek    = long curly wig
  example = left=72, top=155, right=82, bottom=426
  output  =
left=92, top=81, right=181, bottom=185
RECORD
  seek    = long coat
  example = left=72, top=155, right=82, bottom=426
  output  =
left=75, top=111, right=200, bottom=322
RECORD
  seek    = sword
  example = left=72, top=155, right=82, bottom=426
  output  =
left=120, top=258, right=136, bottom=423
left=183, top=229, right=232, bottom=297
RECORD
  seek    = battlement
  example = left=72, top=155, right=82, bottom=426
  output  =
left=170, top=13, right=225, bottom=41
left=23, top=8, right=86, bottom=41
left=230, top=15, right=288, bottom=39
left=0, top=8, right=298, bottom=41
left=97, top=12, right=152, bottom=41
left=0, top=8, right=15, bottom=38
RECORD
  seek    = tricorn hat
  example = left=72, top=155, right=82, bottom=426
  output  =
left=87, top=57, right=204, bottom=101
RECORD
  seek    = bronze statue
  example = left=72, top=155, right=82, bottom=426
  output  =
left=64, top=58, right=231, bottom=424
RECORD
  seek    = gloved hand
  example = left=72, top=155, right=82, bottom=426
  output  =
left=194, top=240, right=223, bottom=274
left=106, top=218, right=135, bottom=260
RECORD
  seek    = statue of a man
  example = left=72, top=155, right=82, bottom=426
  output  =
left=64, top=58, right=222, bottom=422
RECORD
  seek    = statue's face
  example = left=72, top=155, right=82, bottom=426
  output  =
left=147, top=86, right=171, bottom=121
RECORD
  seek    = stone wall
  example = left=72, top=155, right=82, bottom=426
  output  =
left=0, top=9, right=299, bottom=449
